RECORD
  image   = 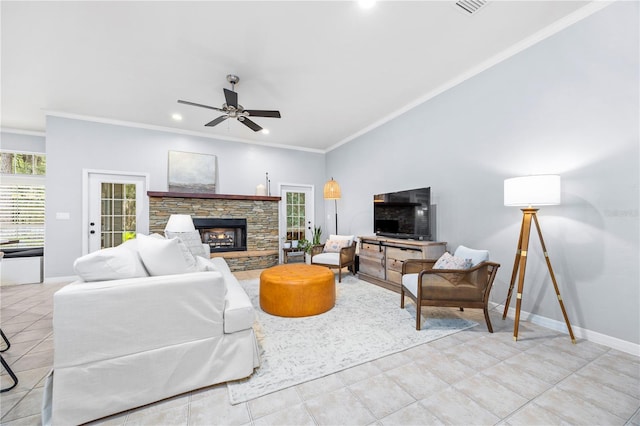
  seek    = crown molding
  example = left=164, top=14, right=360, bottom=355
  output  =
left=328, top=1, right=614, bottom=152
left=43, top=110, right=325, bottom=154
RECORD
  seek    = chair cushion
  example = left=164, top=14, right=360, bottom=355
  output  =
left=402, top=273, right=419, bottom=297
left=312, top=252, right=340, bottom=266
left=323, top=239, right=350, bottom=253
left=454, top=245, right=489, bottom=267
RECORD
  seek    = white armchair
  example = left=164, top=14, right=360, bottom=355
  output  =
left=310, top=234, right=357, bottom=282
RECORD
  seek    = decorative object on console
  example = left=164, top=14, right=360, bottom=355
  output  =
left=323, top=177, right=341, bottom=234
left=401, top=245, right=500, bottom=331
left=168, top=150, right=217, bottom=194
left=503, top=174, right=575, bottom=343
left=255, top=184, right=267, bottom=196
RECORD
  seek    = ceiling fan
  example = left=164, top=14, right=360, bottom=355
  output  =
left=177, top=74, right=281, bottom=132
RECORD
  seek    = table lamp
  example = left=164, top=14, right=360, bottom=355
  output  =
left=164, top=214, right=196, bottom=234
left=503, top=175, right=575, bottom=343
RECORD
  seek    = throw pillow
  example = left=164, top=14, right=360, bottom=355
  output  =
left=323, top=239, right=350, bottom=253
left=73, top=239, right=148, bottom=282
left=432, top=252, right=470, bottom=285
left=433, top=252, right=469, bottom=270
left=137, top=233, right=197, bottom=276
left=195, top=256, right=218, bottom=272
left=453, top=245, right=489, bottom=267
left=165, top=230, right=208, bottom=259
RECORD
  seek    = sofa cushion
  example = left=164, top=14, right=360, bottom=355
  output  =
left=73, top=239, right=149, bottom=282
left=453, top=245, right=489, bottom=267
left=165, top=230, right=208, bottom=259
left=137, top=233, right=196, bottom=276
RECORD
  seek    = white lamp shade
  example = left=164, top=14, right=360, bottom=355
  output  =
left=504, top=175, right=561, bottom=207
left=164, top=214, right=196, bottom=232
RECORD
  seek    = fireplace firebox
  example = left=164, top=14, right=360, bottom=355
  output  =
left=193, top=218, right=247, bottom=253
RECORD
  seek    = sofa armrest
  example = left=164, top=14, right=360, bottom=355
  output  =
left=53, top=271, right=226, bottom=368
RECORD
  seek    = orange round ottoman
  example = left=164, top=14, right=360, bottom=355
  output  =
left=259, top=264, right=335, bottom=317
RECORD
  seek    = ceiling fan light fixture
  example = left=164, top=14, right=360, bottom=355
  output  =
left=178, top=74, right=281, bottom=132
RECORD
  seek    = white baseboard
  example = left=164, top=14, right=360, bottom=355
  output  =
left=491, top=302, right=640, bottom=357
left=43, top=275, right=78, bottom=285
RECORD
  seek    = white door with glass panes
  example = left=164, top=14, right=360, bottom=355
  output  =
left=85, top=171, right=149, bottom=254
left=279, top=184, right=314, bottom=261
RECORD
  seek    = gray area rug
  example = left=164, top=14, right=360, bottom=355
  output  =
left=227, top=275, right=477, bottom=404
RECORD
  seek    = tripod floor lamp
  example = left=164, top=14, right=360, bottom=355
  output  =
left=503, top=175, right=576, bottom=343
left=324, top=178, right=341, bottom=234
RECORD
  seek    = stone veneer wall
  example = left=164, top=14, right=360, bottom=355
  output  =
left=148, top=194, right=280, bottom=271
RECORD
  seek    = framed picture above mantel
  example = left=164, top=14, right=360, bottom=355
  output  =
left=168, top=150, right=218, bottom=194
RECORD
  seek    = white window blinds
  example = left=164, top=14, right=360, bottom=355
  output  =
left=0, top=184, right=45, bottom=248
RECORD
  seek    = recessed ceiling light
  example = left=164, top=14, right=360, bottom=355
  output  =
left=172, top=113, right=182, bottom=121
left=261, top=129, right=270, bottom=135
left=358, top=0, right=376, bottom=9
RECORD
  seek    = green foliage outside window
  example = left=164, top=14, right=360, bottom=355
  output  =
left=0, top=152, right=46, bottom=175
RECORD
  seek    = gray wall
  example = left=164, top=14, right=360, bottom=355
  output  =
left=327, top=2, right=639, bottom=345
left=45, top=117, right=326, bottom=277
left=1, top=131, right=46, bottom=152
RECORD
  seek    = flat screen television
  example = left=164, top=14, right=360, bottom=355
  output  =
left=373, top=186, right=431, bottom=240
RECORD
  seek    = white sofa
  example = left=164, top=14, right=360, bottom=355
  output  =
left=42, top=235, right=259, bottom=425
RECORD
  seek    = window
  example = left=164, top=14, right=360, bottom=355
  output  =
left=0, top=151, right=46, bottom=248
left=1, top=152, right=46, bottom=175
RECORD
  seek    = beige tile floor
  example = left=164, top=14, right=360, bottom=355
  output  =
left=1, top=269, right=639, bottom=426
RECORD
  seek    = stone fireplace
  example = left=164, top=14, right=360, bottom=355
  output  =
left=193, top=218, right=247, bottom=253
left=148, top=191, right=280, bottom=271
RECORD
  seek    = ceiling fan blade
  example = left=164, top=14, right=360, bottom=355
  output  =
left=177, top=99, right=224, bottom=112
left=245, top=110, right=281, bottom=118
left=205, top=115, right=229, bottom=127
left=223, top=88, right=238, bottom=108
left=239, top=117, right=262, bottom=132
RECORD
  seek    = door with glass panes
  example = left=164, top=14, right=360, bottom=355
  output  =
left=280, top=185, right=314, bottom=259
left=87, top=172, right=148, bottom=253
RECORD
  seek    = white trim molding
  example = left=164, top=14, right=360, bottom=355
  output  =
left=494, top=302, right=640, bottom=357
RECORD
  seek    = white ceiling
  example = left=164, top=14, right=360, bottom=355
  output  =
left=2, top=1, right=600, bottom=152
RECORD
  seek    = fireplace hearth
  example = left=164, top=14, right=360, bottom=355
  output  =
left=193, top=218, right=247, bottom=253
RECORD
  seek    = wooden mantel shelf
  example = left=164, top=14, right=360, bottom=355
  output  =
left=147, top=191, right=281, bottom=201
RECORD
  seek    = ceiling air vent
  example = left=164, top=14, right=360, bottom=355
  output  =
left=454, top=0, right=488, bottom=15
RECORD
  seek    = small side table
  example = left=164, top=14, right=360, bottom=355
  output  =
left=282, top=247, right=305, bottom=264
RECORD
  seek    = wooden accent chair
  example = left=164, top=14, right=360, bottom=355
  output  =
left=400, top=246, right=500, bottom=331
left=310, top=235, right=357, bottom=283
